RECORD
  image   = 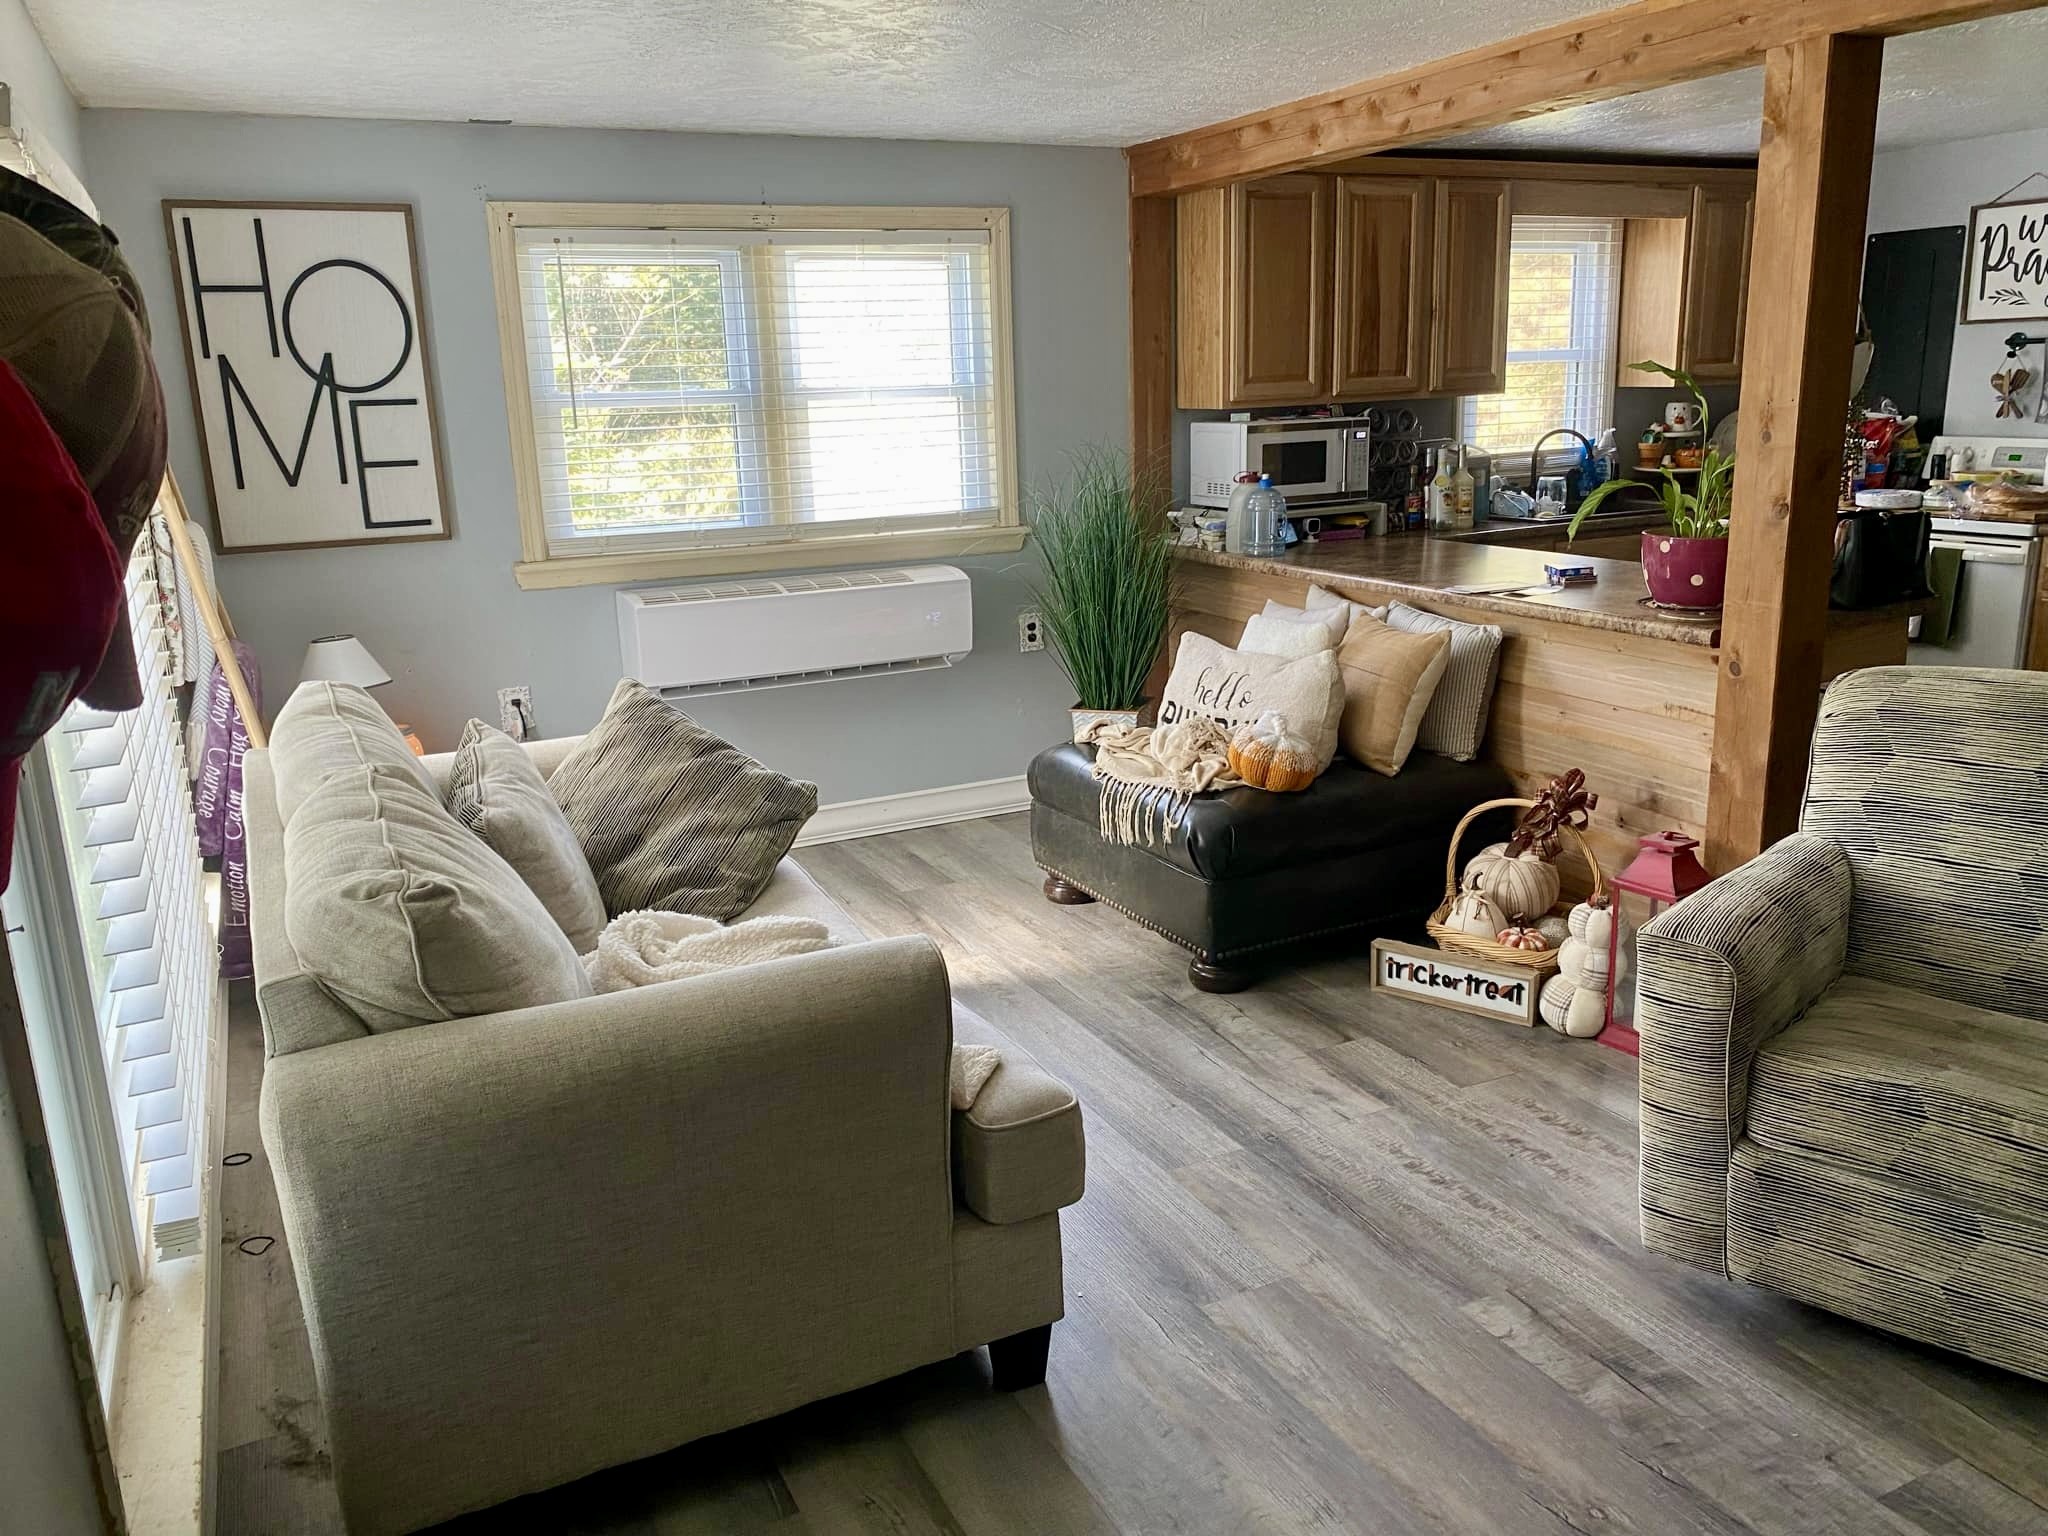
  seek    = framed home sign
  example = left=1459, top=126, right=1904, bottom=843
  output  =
left=1369, top=937, right=1540, bottom=1027
left=163, top=200, right=451, bottom=551
left=1963, top=195, right=2048, bottom=324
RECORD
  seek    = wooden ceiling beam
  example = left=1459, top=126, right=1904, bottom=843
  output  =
left=1125, top=0, right=2041, bottom=197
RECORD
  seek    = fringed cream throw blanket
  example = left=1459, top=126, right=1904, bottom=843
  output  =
left=585, top=910, right=1000, bottom=1109
left=1079, top=718, right=1242, bottom=847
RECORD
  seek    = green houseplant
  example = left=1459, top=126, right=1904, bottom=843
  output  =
left=1569, top=360, right=1734, bottom=608
left=1030, top=449, right=1175, bottom=742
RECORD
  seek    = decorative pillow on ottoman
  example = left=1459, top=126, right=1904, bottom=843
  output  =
left=446, top=720, right=608, bottom=953
left=1382, top=602, right=1505, bottom=761
left=1333, top=614, right=1452, bottom=776
left=547, top=680, right=819, bottom=921
left=1157, top=632, right=1345, bottom=770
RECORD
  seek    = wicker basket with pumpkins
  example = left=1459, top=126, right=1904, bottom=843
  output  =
left=1427, top=770, right=1603, bottom=975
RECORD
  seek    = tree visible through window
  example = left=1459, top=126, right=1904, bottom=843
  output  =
left=1462, top=217, right=1620, bottom=471
left=504, top=215, right=1010, bottom=566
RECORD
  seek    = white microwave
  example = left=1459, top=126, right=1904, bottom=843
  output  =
left=1188, top=419, right=1372, bottom=508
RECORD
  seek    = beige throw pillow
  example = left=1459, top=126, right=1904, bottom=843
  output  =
left=270, top=680, right=439, bottom=824
left=1260, top=597, right=1349, bottom=642
left=1305, top=583, right=1388, bottom=631
left=446, top=721, right=608, bottom=953
left=1239, top=608, right=1344, bottom=658
left=1158, top=632, right=1345, bottom=770
left=284, top=763, right=594, bottom=1032
left=547, top=681, right=819, bottom=922
left=1335, top=615, right=1452, bottom=776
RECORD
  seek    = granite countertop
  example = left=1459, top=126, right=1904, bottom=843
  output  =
left=1176, top=538, right=1723, bottom=645
left=1431, top=510, right=1671, bottom=546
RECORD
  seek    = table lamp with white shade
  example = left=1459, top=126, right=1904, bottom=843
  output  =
left=298, top=635, right=420, bottom=752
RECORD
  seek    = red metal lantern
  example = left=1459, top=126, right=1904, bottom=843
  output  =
left=1602, top=831, right=1713, bottom=1054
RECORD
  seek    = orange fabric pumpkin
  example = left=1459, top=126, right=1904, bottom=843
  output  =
left=1227, top=711, right=1318, bottom=793
left=1495, top=926, right=1549, bottom=952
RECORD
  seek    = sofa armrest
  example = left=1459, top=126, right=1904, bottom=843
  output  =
left=261, top=936, right=958, bottom=1536
left=1635, top=832, right=1851, bottom=1276
left=951, top=1005, right=1085, bottom=1224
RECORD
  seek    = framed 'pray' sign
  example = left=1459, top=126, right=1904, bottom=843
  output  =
left=163, top=200, right=451, bottom=552
left=1964, top=196, right=2048, bottom=325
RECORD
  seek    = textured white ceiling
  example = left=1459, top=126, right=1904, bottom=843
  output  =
left=1435, top=13, right=2048, bottom=158
left=24, top=0, right=2048, bottom=153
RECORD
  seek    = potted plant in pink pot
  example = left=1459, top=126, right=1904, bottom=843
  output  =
left=1569, top=361, right=1733, bottom=609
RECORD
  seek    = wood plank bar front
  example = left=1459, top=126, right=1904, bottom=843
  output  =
left=1125, top=0, right=2036, bottom=196
left=1706, top=34, right=1882, bottom=871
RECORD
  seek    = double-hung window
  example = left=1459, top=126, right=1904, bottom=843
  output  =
left=491, top=203, right=1022, bottom=588
left=1461, top=215, right=1622, bottom=477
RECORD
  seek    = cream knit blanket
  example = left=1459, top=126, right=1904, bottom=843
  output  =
left=1080, top=718, right=1242, bottom=847
left=584, top=910, right=1000, bottom=1109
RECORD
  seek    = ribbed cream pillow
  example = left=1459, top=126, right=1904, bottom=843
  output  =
left=1382, top=602, right=1505, bottom=761
left=1334, top=615, right=1452, bottom=776
left=284, top=763, right=593, bottom=1032
left=1158, top=632, right=1346, bottom=771
left=446, top=721, right=608, bottom=953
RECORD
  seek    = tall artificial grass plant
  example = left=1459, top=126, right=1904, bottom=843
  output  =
left=1030, top=449, right=1175, bottom=712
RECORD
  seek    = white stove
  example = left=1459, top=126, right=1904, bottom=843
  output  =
left=1913, top=436, right=2048, bottom=668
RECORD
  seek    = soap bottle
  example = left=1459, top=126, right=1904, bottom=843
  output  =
left=1451, top=444, right=1476, bottom=530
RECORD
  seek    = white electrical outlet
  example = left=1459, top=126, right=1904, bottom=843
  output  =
left=497, top=685, right=533, bottom=739
left=1018, top=609, right=1045, bottom=653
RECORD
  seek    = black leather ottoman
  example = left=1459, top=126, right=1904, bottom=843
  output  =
left=1027, top=743, right=1515, bottom=991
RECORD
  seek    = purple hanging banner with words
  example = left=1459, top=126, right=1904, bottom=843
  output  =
left=195, top=642, right=260, bottom=979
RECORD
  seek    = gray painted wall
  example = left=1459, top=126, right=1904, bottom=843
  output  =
left=1868, top=126, right=2048, bottom=442
left=1, top=0, right=81, bottom=173
left=82, top=110, right=1129, bottom=802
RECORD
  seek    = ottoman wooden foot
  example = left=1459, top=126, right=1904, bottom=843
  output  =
left=1042, top=874, right=1096, bottom=906
left=1189, top=955, right=1253, bottom=993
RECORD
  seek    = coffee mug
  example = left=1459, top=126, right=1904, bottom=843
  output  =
left=1666, top=400, right=1703, bottom=431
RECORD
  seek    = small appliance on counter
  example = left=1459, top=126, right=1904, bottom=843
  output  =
left=1189, top=416, right=1372, bottom=507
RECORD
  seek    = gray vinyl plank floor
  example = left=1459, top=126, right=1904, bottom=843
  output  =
left=214, top=811, right=2048, bottom=1535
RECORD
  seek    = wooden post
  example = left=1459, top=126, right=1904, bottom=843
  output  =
left=1129, top=194, right=1175, bottom=482
left=1706, top=33, right=1881, bottom=871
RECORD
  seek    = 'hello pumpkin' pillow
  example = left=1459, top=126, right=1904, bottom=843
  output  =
left=1157, top=632, right=1345, bottom=771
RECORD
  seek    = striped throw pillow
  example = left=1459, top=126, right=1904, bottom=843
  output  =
left=546, top=681, right=819, bottom=922
left=1382, top=602, right=1504, bottom=761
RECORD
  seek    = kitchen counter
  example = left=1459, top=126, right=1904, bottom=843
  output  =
left=1179, top=537, right=1722, bottom=644
left=1432, top=509, right=1671, bottom=550
left=1171, top=538, right=1920, bottom=883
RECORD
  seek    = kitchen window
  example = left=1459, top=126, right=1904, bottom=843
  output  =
left=490, top=202, right=1023, bottom=588
left=1461, top=216, right=1621, bottom=475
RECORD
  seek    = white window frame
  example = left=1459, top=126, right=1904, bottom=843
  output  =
left=1461, top=217, right=1620, bottom=480
left=488, top=201, right=1025, bottom=590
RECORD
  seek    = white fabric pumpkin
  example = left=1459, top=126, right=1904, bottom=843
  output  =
left=1462, top=842, right=1561, bottom=922
left=1558, top=933, right=1628, bottom=989
left=1567, top=898, right=1616, bottom=950
left=1540, top=972, right=1605, bottom=1038
left=1445, top=888, right=1506, bottom=939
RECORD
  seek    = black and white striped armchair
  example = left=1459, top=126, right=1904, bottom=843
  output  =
left=1635, top=666, right=2048, bottom=1382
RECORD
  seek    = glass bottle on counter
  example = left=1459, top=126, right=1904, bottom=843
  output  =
left=1450, top=443, right=1476, bottom=530
left=1426, top=448, right=1454, bottom=530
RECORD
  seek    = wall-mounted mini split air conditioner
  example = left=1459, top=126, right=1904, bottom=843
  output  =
left=617, top=564, right=974, bottom=699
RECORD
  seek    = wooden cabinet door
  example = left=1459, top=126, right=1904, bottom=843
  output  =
left=1226, top=175, right=1331, bottom=405
left=1681, top=185, right=1753, bottom=381
left=1429, top=178, right=1511, bottom=395
left=1331, top=176, right=1432, bottom=397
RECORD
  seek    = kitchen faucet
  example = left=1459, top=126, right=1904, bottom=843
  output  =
left=1528, top=428, right=1595, bottom=502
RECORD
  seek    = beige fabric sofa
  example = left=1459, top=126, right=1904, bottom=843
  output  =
left=245, top=732, right=1086, bottom=1536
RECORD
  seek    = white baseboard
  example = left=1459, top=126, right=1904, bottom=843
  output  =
left=796, top=774, right=1031, bottom=847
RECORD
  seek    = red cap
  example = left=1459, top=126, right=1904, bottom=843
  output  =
left=0, top=356, right=122, bottom=885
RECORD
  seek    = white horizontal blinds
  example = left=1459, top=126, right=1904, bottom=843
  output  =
left=46, top=534, right=218, bottom=1260
left=1462, top=216, right=1622, bottom=473
left=514, top=226, right=999, bottom=557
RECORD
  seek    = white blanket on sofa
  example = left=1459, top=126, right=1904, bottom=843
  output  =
left=584, top=909, right=1000, bottom=1109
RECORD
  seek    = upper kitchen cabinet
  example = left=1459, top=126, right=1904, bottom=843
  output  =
left=1680, top=185, right=1753, bottom=381
left=1177, top=174, right=1331, bottom=409
left=1331, top=176, right=1433, bottom=397
left=1616, top=178, right=1756, bottom=382
left=1427, top=178, right=1511, bottom=395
